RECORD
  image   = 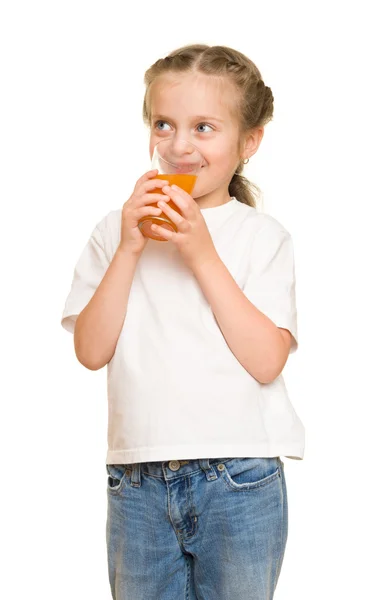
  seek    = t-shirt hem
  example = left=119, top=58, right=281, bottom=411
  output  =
left=106, top=443, right=304, bottom=464
left=61, top=299, right=95, bottom=333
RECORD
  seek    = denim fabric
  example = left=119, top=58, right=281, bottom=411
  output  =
left=106, top=456, right=288, bottom=599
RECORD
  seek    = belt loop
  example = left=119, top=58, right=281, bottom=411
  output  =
left=130, top=463, right=141, bottom=487
left=199, top=458, right=218, bottom=481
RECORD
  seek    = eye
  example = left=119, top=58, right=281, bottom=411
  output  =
left=197, top=123, right=213, bottom=133
left=154, top=120, right=171, bottom=131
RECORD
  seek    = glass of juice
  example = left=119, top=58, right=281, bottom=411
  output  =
left=138, top=138, right=204, bottom=242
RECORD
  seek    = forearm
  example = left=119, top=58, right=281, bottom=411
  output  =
left=74, top=247, right=140, bottom=370
left=191, top=253, right=285, bottom=384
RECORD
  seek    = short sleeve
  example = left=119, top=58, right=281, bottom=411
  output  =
left=242, top=222, right=299, bottom=354
left=61, top=222, right=110, bottom=334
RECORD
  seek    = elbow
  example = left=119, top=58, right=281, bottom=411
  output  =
left=251, top=347, right=288, bottom=385
left=74, top=339, right=112, bottom=370
left=257, top=371, right=280, bottom=385
left=73, top=316, right=108, bottom=370
left=85, top=361, right=106, bottom=372
left=75, top=352, right=106, bottom=371
left=243, top=363, right=280, bottom=385
left=257, top=354, right=288, bottom=385
left=74, top=338, right=113, bottom=370
left=74, top=337, right=107, bottom=371
left=258, top=329, right=290, bottom=384
left=255, top=366, right=281, bottom=385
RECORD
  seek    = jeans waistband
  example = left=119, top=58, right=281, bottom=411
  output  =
left=129, top=457, right=234, bottom=487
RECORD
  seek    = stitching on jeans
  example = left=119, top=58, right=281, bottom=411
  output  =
left=106, top=465, right=128, bottom=493
left=185, top=554, right=191, bottom=600
left=222, top=465, right=280, bottom=492
left=275, top=464, right=285, bottom=582
left=184, top=475, right=197, bottom=538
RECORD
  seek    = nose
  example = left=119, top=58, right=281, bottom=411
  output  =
left=170, top=138, right=195, bottom=158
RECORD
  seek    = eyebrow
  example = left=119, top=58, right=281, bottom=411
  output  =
left=152, top=114, right=225, bottom=124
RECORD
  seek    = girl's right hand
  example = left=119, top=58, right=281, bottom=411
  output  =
left=119, top=169, right=169, bottom=255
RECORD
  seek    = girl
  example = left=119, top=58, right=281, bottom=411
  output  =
left=61, top=44, right=305, bottom=600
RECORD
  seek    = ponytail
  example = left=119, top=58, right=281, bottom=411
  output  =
left=229, top=159, right=261, bottom=208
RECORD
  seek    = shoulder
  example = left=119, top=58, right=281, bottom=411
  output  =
left=96, top=207, right=122, bottom=235
left=93, top=208, right=123, bottom=260
left=233, top=199, right=292, bottom=240
left=246, top=211, right=295, bottom=269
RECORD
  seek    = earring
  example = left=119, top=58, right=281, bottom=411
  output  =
left=234, top=157, right=250, bottom=176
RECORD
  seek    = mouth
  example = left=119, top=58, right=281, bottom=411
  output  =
left=174, top=164, right=206, bottom=174
left=175, top=165, right=197, bottom=174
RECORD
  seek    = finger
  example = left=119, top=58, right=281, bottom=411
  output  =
left=137, top=169, right=159, bottom=185
left=135, top=193, right=170, bottom=208
left=165, top=184, right=191, bottom=200
left=157, top=200, right=183, bottom=227
left=162, top=185, right=188, bottom=214
left=142, top=178, right=169, bottom=193
left=135, top=205, right=163, bottom=218
left=150, top=223, right=173, bottom=240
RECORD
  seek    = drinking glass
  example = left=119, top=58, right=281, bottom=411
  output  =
left=138, top=138, right=204, bottom=242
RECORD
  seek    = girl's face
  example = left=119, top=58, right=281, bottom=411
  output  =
left=148, top=71, right=263, bottom=206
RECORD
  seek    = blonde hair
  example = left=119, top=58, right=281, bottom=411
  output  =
left=142, top=44, right=274, bottom=207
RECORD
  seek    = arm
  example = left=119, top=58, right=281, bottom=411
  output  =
left=191, top=254, right=291, bottom=384
left=74, top=248, right=140, bottom=371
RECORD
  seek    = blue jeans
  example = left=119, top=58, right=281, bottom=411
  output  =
left=106, top=456, right=288, bottom=600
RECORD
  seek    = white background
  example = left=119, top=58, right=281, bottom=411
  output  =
left=1, top=1, right=367, bottom=598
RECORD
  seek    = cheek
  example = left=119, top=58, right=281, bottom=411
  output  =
left=206, top=149, right=237, bottom=176
left=149, top=130, right=162, bottom=159
left=149, top=139, right=155, bottom=160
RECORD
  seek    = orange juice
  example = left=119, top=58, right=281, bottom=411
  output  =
left=138, top=173, right=197, bottom=241
left=153, top=173, right=197, bottom=194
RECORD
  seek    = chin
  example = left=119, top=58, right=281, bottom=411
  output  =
left=192, top=190, right=206, bottom=201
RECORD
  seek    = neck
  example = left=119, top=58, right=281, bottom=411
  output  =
left=194, top=188, right=232, bottom=210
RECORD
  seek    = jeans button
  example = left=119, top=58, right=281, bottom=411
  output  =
left=169, top=460, right=180, bottom=471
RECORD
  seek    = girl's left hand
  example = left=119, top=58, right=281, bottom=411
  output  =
left=151, top=184, right=218, bottom=271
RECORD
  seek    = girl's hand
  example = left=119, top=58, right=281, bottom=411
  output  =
left=151, top=184, right=218, bottom=271
left=119, top=170, right=170, bottom=255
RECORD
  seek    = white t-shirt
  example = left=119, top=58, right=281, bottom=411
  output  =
left=61, top=197, right=305, bottom=463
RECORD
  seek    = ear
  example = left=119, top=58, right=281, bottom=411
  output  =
left=240, top=127, right=265, bottom=160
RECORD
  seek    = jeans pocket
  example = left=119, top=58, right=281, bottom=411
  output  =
left=219, top=457, right=281, bottom=491
left=106, top=464, right=129, bottom=494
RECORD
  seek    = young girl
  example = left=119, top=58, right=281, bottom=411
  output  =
left=62, top=44, right=305, bottom=600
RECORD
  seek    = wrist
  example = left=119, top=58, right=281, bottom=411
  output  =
left=116, top=245, right=142, bottom=261
left=190, top=249, right=220, bottom=275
